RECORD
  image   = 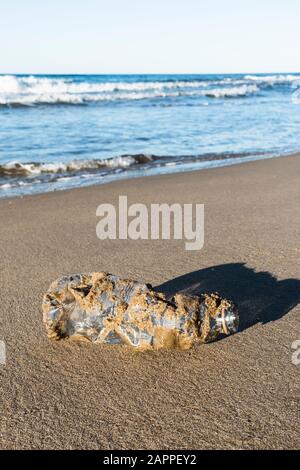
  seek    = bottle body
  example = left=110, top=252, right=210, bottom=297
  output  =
left=43, top=272, right=239, bottom=350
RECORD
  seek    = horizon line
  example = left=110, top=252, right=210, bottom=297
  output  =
left=1, top=71, right=300, bottom=76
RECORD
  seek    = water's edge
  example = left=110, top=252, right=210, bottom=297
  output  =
left=1, top=150, right=297, bottom=201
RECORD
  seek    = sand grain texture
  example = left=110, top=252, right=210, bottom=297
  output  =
left=0, top=155, right=299, bottom=449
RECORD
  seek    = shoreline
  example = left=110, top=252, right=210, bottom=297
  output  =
left=0, top=149, right=299, bottom=201
left=0, top=154, right=299, bottom=449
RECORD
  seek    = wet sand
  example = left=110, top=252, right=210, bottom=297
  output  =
left=0, top=154, right=299, bottom=449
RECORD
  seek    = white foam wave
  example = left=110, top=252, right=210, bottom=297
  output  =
left=202, top=84, right=259, bottom=98
left=0, top=90, right=170, bottom=106
left=0, top=155, right=140, bottom=176
left=0, top=74, right=297, bottom=106
left=0, top=75, right=210, bottom=94
left=245, top=74, right=300, bottom=85
left=0, top=86, right=259, bottom=105
left=0, top=75, right=261, bottom=105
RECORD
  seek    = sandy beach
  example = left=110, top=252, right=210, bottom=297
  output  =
left=0, top=154, right=299, bottom=450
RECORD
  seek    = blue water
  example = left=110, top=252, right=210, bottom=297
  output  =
left=0, top=73, right=300, bottom=197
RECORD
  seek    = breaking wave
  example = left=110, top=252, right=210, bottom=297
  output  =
left=245, top=74, right=300, bottom=84
left=0, top=75, right=208, bottom=94
left=0, top=73, right=291, bottom=106
left=0, top=151, right=273, bottom=195
left=0, top=151, right=268, bottom=181
left=203, top=84, right=258, bottom=98
left=0, top=154, right=154, bottom=177
left=0, top=75, right=206, bottom=106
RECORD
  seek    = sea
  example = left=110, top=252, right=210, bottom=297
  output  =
left=0, top=73, right=300, bottom=198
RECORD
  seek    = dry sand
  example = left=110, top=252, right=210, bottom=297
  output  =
left=0, top=154, right=299, bottom=450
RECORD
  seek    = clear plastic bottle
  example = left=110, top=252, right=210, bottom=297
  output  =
left=43, top=272, right=239, bottom=350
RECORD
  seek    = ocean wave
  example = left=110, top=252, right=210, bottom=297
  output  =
left=0, top=154, right=154, bottom=177
left=0, top=151, right=271, bottom=194
left=0, top=85, right=259, bottom=106
left=0, top=91, right=171, bottom=106
left=244, top=74, right=300, bottom=84
left=0, top=75, right=209, bottom=93
left=202, top=84, right=258, bottom=98
left=0, top=75, right=261, bottom=105
left=0, top=75, right=210, bottom=106
left=0, top=74, right=296, bottom=106
left=0, top=151, right=267, bottom=180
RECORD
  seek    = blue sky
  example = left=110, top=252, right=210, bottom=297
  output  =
left=0, top=0, right=299, bottom=74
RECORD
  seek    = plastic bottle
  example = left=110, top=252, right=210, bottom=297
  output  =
left=43, top=272, right=239, bottom=350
